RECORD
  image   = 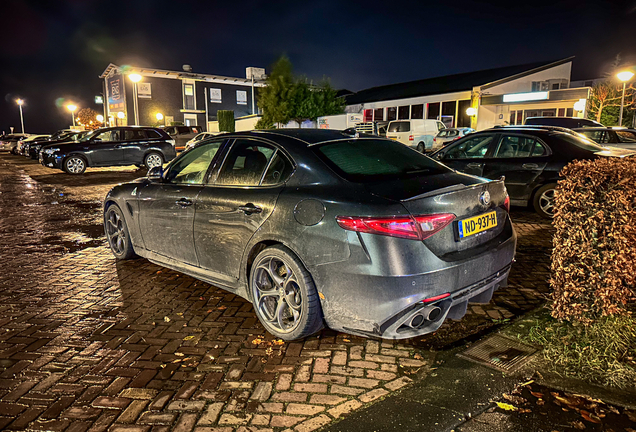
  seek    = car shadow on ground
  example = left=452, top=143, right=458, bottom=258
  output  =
left=30, top=168, right=147, bottom=188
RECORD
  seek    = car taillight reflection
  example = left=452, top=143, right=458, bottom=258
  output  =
left=336, top=213, right=456, bottom=241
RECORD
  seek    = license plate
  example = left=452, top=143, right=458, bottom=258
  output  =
left=388, top=137, right=398, bottom=140
left=458, top=211, right=497, bottom=239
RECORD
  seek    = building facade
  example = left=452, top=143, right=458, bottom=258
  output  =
left=345, top=58, right=591, bottom=131
left=99, top=64, right=266, bottom=130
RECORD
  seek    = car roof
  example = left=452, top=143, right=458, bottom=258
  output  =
left=228, top=128, right=364, bottom=145
left=573, top=127, right=636, bottom=131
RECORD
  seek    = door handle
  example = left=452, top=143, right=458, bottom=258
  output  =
left=238, top=203, right=263, bottom=215
left=522, top=163, right=539, bottom=170
left=466, top=162, right=482, bottom=169
left=175, top=198, right=193, bottom=207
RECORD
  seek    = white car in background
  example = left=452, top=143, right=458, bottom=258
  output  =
left=185, top=132, right=219, bottom=151
left=14, top=134, right=50, bottom=155
left=386, top=119, right=446, bottom=152
left=433, top=127, right=475, bottom=150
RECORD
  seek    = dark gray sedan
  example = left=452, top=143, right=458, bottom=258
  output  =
left=103, top=129, right=516, bottom=340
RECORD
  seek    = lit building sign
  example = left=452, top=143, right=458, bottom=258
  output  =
left=502, top=91, right=549, bottom=103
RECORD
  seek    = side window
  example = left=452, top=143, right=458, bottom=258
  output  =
left=262, top=152, right=293, bottom=186
left=531, top=141, right=547, bottom=156
left=164, top=127, right=176, bottom=135
left=437, top=122, right=446, bottom=131
left=124, top=129, right=147, bottom=140
left=95, top=130, right=118, bottom=141
left=444, top=135, right=495, bottom=159
left=145, top=129, right=162, bottom=139
left=580, top=130, right=606, bottom=143
left=615, top=131, right=636, bottom=143
left=215, top=140, right=276, bottom=186
left=494, top=135, right=542, bottom=158
left=164, top=141, right=223, bottom=184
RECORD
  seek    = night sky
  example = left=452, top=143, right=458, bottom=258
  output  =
left=2, top=0, right=636, bottom=133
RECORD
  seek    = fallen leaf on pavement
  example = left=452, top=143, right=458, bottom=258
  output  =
left=580, top=410, right=601, bottom=424
left=164, top=316, right=170, bottom=322
left=571, top=420, right=586, bottom=430
left=183, top=336, right=195, bottom=341
left=530, top=391, right=544, bottom=398
left=496, top=402, right=517, bottom=411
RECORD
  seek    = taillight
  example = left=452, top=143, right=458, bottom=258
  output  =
left=336, top=213, right=455, bottom=241
left=409, top=135, right=414, bottom=141
left=503, top=194, right=510, bottom=212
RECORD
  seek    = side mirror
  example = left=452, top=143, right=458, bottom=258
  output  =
left=147, top=166, right=164, bottom=181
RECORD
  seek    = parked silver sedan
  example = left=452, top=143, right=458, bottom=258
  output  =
left=433, top=128, right=474, bottom=150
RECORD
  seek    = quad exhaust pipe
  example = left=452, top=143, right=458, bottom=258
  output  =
left=408, top=305, right=442, bottom=328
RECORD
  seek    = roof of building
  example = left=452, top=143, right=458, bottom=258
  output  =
left=344, top=57, right=574, bottom=105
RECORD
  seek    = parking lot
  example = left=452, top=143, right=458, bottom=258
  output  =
left=0, top=154, right=554, bottom=431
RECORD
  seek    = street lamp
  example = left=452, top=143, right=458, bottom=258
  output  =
left=128, top=73, right=142, bottom=126
left=617, top=70, right=634, bottom=126
left=466, top=107, right=477, bottom=116
left=16, top=99, right=25, bottom=133
left=67, top=104, right=77, bottom=128
left=96, top=114, right=104, bottom=123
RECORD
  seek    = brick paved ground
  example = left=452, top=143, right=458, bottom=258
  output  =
left=0, top=154, right=554, bottom=431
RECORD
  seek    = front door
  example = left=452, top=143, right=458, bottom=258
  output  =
left=438, top=133, right=498, bottom=177
left=138, top=140, right=224, bottom=265
left=86, top=129, right=123, bottom=165
left=194, top=138, right=288, bottom=280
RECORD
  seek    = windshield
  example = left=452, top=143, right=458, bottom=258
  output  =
left=616, top=130, right=636, bottom=143
left=558, top=133, right=606, bottom=152
left=313, top=138, right=449, bottom=182
left=79, top=130, right=99, bottom=142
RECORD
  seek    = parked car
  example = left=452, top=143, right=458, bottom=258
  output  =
left=386, top=119, right=446, bottom=152
left=573, top=127, right=636, bottom=150
left=524, top=116, right=603, bottom=128
left=433, top=127, right=475, bottom=150
left=40, top=126, right=176, bottom=174
left=103, top=129, right=516, bottom=340
left=432, top=127, right=634, bottom=218
left=14, top=135, right=50, bottom=155
left=162, top=125, right=202, bottom=151
left=0, top=134, right=30, bottom=152
left=22, top=129, right=83, bottom=158
left=354, top=121, right=389, bottom=137
left=185, top=132, right=219, bottom=151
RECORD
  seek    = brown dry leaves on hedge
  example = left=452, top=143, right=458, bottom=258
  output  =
left=551, top=157, right=636, bottom=323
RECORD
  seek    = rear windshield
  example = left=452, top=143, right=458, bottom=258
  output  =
left=616, top=130, right=636, bottom=143
left=388, top=121, right=410, bottom=133
left=313, top=139, right=449, bottom=182
left=557, top=133, right=605, bottom=152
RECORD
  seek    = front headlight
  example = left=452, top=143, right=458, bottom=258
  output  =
left=44, top=148, right=60, bottom=155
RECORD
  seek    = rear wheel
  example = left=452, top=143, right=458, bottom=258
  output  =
left=63, top=155, right=87, bottom=174
left=104, top=204, right=136, bottom=260
left=250, top=245, right=324, bottom=340
left=144, top=152, right=163, bottom=169
left=533, top=183, right=557, bottom=218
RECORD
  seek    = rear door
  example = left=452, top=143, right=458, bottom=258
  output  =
left=386, top=121, right=411, bottom=146
left=121, top=129, right=150, bottom=163
left=138, top=139, right=225, bottom=265
left=194, top=138, right=291, bottom=280
left=481, top=134, right=550, bottom=202
left=437, top=133, right=498, bottom=177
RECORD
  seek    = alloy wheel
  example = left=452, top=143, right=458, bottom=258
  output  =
left=145, top=154, right=163, bottom=168
left=538, top=188, right=555, bottom=217
left=252, top=256, right=303, bottom=334
left=105, top=209, right=127, bottom=256
left=66, top=157, right=85, bottom=174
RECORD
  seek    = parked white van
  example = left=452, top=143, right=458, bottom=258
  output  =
left=386, top=119, right=446, bottom=152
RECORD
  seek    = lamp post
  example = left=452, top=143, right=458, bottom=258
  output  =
left=16, top=99, right=25, bottom=133
left=617, top=70, right=634, bottom=127
left=67, top=104, right=77, bottom=128
left=128, top=73, right=142, bottom=126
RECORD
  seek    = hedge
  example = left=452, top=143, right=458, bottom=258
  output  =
left=218, top=110, right=235, bottom=133
left=551, top=157, right=636, bottom=323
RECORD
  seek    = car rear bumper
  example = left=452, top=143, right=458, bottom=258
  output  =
left=312, top=219, right=517, bottom=340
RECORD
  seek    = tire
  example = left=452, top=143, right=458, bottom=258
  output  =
left=417, top=142, right=425, bottom=153
left=63, top=155, right=87, bottom=174
left=104, top=204, right=137, bottom=260
left=144, top=152, right=164, bottom=169
left=250, top=245, right=324, bottom=340
left=532, top=183, right=557, bottom=219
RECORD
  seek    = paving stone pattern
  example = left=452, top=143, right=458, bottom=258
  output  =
left=0, top=155, right=554, bottom=431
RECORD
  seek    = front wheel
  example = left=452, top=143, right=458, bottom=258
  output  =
left=533, top=183, right=557, bottom=219
left=144, top=152, right=164, bottom=169
left=63, top=155, right=87, bottom=174
left=104, top=204, right=136, bottom=260
left=250, top=245, right=324, bottom=340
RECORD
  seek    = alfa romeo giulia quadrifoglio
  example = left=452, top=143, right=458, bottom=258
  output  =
left=103, top=129, right=516, bottom=340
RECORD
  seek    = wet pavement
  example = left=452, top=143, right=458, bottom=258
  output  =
left=0, top=153, right=554, bottom=431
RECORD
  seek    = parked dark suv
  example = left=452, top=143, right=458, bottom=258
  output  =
left=40, top=126, right=177, bottom=174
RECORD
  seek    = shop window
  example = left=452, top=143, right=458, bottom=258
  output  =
left=363, top=109, right=373, bottom=122
left=441, top=101, right=457, bottom=128
left=427, top=102, right=440, bottom=120
left=387, top=107, right=397, bottom=121
left=566, top=108, right=574, bottom=117
left=457, top=100, right=471, bottom=127
left=516, top=111, right=523, bottom=124
left=373, top=108, right=384, bottom=121
left=509, top=111, right=516, bottom=125
left=411, top=104, right=424, bottom=119
left=398, top=106, right=409, bottom=119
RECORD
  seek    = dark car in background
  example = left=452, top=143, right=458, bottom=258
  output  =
left=432, top=127, right=634, bottom=218
left=14, top=135, right=51, bottom=155
left=162, top=125, right=202, bottom=151
left=103, top=129, right=516, bottom=340
left=574, top=127, right=636, bottom=149
left=40, top=126, right=176, bottom=174
left=524, top=116, right=603, bottom=128
left=22, top=129, right=83, bottom=158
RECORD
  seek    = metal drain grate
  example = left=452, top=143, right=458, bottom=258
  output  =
left=457, top=334, right=537, bottom=373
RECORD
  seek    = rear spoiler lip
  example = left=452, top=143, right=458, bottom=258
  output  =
left=401, top=178, right=505, bottom=203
